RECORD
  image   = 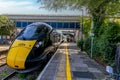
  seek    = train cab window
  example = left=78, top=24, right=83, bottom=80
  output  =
left=17, top=25, right=47, bottom=40
left=36, top=27, right=42, bottom=33
left=17, top=26, right=36, bottom=40
left=16, top=23, right=53, bottom=41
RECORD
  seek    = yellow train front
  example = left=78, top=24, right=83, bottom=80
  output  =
left=7, top=22, right=53, bottom=70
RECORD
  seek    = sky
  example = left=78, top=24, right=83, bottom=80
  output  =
left=0, top=0, right=82, bottom=15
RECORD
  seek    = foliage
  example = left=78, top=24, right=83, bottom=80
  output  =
left=77, top=18, right=91, bottom=51
left=82, top=18, right=91, bottom=38
left=92, top=22, right=120, bottom=65
left=38, top=0, right=120, bottom=37
left=0, top=73, right=9, bottom=77
left=38, top=0, right=120, bottom=15
left=18, top=73, right=26, bottom=79
left=84, top=37, right=91, bottom=54
left=77, top=39, right=84, bottom=51
left=81, top=19, right=120, bottom=65
left=0, top=16, right=15, bottom=35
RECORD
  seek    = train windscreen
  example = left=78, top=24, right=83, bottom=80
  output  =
left=17, top=25, right=47, bottom=40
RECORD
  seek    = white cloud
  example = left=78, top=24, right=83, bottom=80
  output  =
left=0, top=0, right=81, bottom=15
left=0, top=1, right=31, bottom=7
left=0, top=0, right=40, bottom=14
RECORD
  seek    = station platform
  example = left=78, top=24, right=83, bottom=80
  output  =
left=37, top=43, right=107, bottom=80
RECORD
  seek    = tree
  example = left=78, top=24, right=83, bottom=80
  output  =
left=38, top=0, right=120, bottom=37
left=0, top=16, right=16, bottom=43
left=0, top=16, right=15, bottom=36
left=82, top=18, right=91, bottom=38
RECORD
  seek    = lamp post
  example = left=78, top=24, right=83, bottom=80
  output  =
left=90, top=17, right=94, bottom=58
left=90, top=32, right=94, bottom=58
left=81, top=9, right=84, bottom=51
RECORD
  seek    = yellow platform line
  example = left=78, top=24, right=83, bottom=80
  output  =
left=66, top=43, right=72, bottom=80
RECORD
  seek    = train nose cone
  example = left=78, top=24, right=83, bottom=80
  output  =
left=6, top=40, right=36, bottom=69
left=7, top=47, right=31, bottom=69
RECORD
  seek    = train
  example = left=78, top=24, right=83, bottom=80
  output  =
left=6, top=22, right=61, bottom=72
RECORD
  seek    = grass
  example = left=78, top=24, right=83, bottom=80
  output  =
left=17, top=73, right=36, bottom=80
left=0, top=73, right=9, bottom=77
left=18, top=73, right=26, bottom=79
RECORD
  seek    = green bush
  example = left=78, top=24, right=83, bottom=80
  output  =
left=84, top=37, right=91, bottom=54
left=82, top=18, right=91, bottom=38
left=93, top=22, right=120, bottom=65
left=83, top=20, right=120, bottom=65
left=102, top=22, right=120, bottom=64
left=77, top=39, right=84, bottom=51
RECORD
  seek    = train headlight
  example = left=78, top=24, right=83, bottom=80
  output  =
left=35, top=42, right=42, bottom=48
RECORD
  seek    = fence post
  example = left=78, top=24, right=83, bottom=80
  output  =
left=115, top=43, right=120, bottom=73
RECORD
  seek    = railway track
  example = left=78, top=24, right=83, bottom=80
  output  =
left=0, top=50, right=8, bottom=67
left=0, top=56, right=6, bottom=63
left=1, top=60, right=49, bottom=80
left=0, top=45, right=59, bottom=80
left=1, top=71, right=17, bottom=80
left=0, top=56, right=6, bottom=60
left=0, top=50, right=8, bottom=55
left=0, top=63, right=6, bottom=67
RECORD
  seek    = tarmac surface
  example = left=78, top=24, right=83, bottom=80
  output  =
left=68, top=43, right=107, bottom=80
left=34, top=43, right=108, bottom=80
